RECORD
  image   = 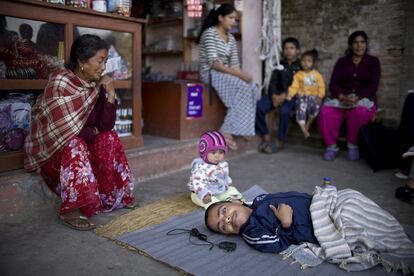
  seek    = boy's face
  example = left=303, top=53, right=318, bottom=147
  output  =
left=283, top=42, right=299, bottom=62
left=206, top=202, right=252, bottom=235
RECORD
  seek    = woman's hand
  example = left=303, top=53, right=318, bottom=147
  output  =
left=232, top=68, right=253, bottom=83
left=347, top=94, right=359, bottom=105
left=98, top=75, right=116, bottom=103
left=338, top=93, right=346, bottom=103
left=269, top=203, right=293, bottom=228
left=211, top=62, right=252, bottom=83
left=339, top=93, right=359, bottom=106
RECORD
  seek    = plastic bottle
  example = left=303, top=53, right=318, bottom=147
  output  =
left=107, top=0, right=115, bottom=12
left=323, top=177, right=332, bottom=186
left=46, top=0, right=65, bottom=4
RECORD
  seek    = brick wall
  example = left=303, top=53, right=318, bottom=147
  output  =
left=281, top=0, right=413, bottom=126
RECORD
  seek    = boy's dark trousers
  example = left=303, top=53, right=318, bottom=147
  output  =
left=255, top=95, right=295, bottom=141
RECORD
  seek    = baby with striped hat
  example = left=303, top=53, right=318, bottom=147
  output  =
left=187, top=130, right=244, bottom=209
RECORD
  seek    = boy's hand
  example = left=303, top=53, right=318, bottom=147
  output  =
left=203, top=194, right=212, bottom=204
left=269, top=203, right=293, bottom=228
left=271, top=93, right=286, bottom=107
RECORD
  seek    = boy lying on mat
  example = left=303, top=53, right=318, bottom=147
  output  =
left=205, top=185, right=414, bottom=273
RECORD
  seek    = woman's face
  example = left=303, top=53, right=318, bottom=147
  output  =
left=351, top=35, right=367, bottom=57
left=218, top=11, right=237, bottom=31
left=79, top=48, right=108, bottom=82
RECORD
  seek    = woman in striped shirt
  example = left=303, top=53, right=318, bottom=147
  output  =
left=198, top=4, right=259, bottom=150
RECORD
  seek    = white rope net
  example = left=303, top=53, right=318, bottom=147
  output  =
left=257, top=0, right=283, bottom=93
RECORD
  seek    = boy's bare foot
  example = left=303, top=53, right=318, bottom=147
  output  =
left=259, top=142, right=277, bottom=154
left=276, top=139, right=284, bottom=149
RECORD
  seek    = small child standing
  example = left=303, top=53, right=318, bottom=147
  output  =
left=287, top=49, right=325, bottom=138
left=187, top=131, right=244, bottom=209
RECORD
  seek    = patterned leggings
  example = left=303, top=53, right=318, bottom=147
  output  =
left=295, top=95, right=320, bottom=125
left=40, top=131, right=134, bottom=217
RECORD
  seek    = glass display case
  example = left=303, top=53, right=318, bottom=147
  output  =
left=141, top=0, right=241, bottom=82
left=0, top=16, right=65, bottom=80
left=75, top=27, right=135, bottom=137
left=0, top=0, right=145, bottom=172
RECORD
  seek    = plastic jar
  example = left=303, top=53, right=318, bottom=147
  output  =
left=65, top=0, right=88, bottom=8
left=114, top=0, right=131, bottom=16
left=92, top=0, right=107, bottom=12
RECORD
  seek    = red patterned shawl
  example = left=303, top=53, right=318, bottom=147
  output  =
left=24, top=69, right=99, bottom=171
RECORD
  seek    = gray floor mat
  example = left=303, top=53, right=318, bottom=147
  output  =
left=118, top=185, right=412, bottom=276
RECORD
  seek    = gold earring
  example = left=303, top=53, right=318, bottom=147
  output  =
left=81, top=66, right=84, bottom=72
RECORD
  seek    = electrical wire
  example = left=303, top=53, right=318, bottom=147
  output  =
left=166, top=228, right=237, bottom=252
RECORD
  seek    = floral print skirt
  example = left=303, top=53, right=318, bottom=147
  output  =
left=40, top=131, right=134, bottom=217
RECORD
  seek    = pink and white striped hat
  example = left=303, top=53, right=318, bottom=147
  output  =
left=199, top=131, right=227, bottom=163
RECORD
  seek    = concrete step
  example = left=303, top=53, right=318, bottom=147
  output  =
left=127, top=134, right=260, bottom=182
left=0, top=134, right=259, bottom=219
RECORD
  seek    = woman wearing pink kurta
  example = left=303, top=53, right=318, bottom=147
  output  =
left=318, top=31, right=381, bottom=161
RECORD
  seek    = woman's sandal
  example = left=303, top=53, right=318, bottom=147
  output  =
left=124, top=202, right=140, bottom=210
left=259, top=142, right=277, bottom=154
left=59, top=215, right=96, bottom=231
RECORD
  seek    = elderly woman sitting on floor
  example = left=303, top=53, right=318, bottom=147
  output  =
left=24, top=34, right=136, bottom=231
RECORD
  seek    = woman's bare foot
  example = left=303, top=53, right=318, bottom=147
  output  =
left=223, top=133, right=238, bottom=150
left=59, top=210, right=95, bottom=231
